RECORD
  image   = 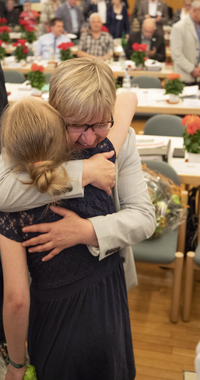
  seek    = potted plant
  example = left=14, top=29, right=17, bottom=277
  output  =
left=130, top=43, right=148, bottom=68
left=0, top=39, right=6, bottom=60
left=57, top=42, right=74, bottom=61
left=0, top=18, right=7, bottom=26
left=24, top=24, right=36, bottom=44
left=182, top=115, right=200, bottom=162
left=164, top=73, right=185, bottom=104
left=13, top=39, right=29, bottom=63
left=0, top=25, right=11, bottom=44
left=27, top=63, right=46, bottom=95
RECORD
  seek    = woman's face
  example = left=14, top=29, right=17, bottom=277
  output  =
left=65, top=115, right=111, bottom=150
left=184, top=0, right=192, bottom=11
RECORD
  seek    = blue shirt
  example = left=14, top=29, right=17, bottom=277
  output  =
left=34, top=32, right=71, bottom=60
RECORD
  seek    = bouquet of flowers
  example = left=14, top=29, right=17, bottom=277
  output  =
left=27, top=63, right=46, bottom=90
left=182, top=115, right=200, bottom=153
left=130, top=43, right=148, bottom=67
left=58, top=42, right=74, bottom=61
left=19, top=19, right=36, bottom=43
left=164, top=73, right=185, bottom=96
left=0, top=25, right=11, bottom=43
left=13, top=39, right=29, bottom=62
left=142, top=164, right=187, bottom=239
left=0, top=39, right=6, bottom=60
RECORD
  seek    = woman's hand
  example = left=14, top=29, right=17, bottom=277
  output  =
left=5, top=364, right=26, bottom=380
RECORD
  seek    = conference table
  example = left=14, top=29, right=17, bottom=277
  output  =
left=2, top=60, right=173, bottom=78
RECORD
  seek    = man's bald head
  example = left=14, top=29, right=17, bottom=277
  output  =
left=142, top=18, right=156, bottom=39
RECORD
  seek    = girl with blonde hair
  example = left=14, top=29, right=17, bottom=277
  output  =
left=0, top=62, right=140, bottom=380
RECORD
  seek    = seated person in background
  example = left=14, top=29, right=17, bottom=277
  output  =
left=171, top=0, right=200, bottom=85
left=125, top=18, right=165, bottom=62
left=20, top=0, right=38, bottom=28
left=39, top=0, right=61, bottom=36
left=34, top=17, right=71, bottom=60
left=173, top=0, right=192, bottom=24
left=137, top=0, right=168, bottom=36
left=0, top=1, right=6, bottom=19
left=106, top=0, right=129, bottom=39
left=77, top=12, right=114, bottom=60
left=5, top=0, right=19, bottom=26
left=87, top=0, right=108, bottom=24
left=56, top=0, right=85, bottom=37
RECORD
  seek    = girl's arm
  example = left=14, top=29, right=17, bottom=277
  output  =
left=108, top=91, right=138, bottom=156
left=1, top=235, right=30, bottom=379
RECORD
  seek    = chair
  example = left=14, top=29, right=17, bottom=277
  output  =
left=131, top=75, right=162, bottom=89
left=144, top=114, right=184, bottom=137
left=3, top=70, right=25, bottom=84
left=183, top=246, right=200, bottom=322
left=132, top=160, right=188, bottom=323
left=44, top=73, right=52, bottom=83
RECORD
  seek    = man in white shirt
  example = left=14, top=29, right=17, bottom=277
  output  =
left=34, top=17, right=71, bottom=60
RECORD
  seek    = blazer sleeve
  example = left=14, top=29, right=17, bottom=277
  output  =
left=170, top=23, right=195, bottom=74
left=153, top=36, right=166, bottom=62
left=0, top=63, right=7, bottom=118
left=157, top=2, right=168, bottom=25
left=0, top=157, right=84, bottom=212
left=137, top=2, right=145, bottom=23
left=88, top=128, right=156, bottom=261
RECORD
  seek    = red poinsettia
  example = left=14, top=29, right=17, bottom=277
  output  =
left=57, top=42, right=74, bottom=50
left=0, top=18, right=7, bottom=25
left=13, top=39, right=29, bottom=62
left=182, top=115, right=200, bottom=153
left=130, top=43, right=148, bottom=67
left=0, top=25, right=11, bottom=43
left=132, top=43, right=147, bottom=52
left=27, top=64, right=46, bottom=90
left=31, top=63, right=44, bottom=72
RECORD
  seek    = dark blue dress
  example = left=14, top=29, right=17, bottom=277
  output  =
left=0, top=138, right=135, bottom=380
left=106, top=4, right=130, bottom=38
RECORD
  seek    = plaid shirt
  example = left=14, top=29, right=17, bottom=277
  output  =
left=78, top=31, right=114, bottom=56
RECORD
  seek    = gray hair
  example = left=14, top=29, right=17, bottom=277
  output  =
left=191, top=0, right=200, bottom=8
left=89, top=12, right=102, bottom=23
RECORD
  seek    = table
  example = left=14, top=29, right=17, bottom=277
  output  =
left=118, top=87, right=200, bottom=116
left=2, top=60, right=173, bottom=78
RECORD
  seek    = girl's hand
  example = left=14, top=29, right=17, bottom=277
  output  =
left=5, top=364, right=26, bottom=380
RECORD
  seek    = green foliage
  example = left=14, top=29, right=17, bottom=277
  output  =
left=23, top=364, right=37, bottom=380
left=60, top=49, right=73, bottom=61
left=14, top=46, right=28, bottom=62
left=0, top=32, right=11, bottom=43
left=27, top=70, right=46, bottom=90
left=0, top=45, right=6, bottom=60
left=165, top=78, right=185, bottom=95
left=183, top=129, right=200, bottom=153
left=130, top=51, right=145, bottom=67
left=25, top=31, right=36, bottom=44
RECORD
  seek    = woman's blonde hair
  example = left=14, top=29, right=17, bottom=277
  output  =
left=1, top=97, right=74, bottom=197
left=49, top=57, right=116, bottom=124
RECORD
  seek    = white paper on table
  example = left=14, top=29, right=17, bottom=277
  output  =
left=18, top=81, right=32, bottom=90
left=182, top=98, right=200, bottom=107
left=172, top=161, right=200, bottom=175
left=136, top=138, right=168, bottom=149
left=180, top=85, right=199, bottom=97
left=8, top=91, right=32, bottom=101
left=137, top=88, right=169, bottom=102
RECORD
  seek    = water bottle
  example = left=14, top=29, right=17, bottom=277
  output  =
left=122, top=68, right=131, bottom=90
left=119, top=49, right=126, bottom=70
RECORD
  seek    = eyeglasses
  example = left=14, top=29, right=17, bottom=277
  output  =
left=66, top=115, right=114, bottom=133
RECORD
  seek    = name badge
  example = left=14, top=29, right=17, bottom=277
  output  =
left=116, top=14, right=123, bottom=20
left=157, top=11, right=162, bottom=16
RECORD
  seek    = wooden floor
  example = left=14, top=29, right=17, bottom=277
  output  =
left=128, top=262, right=200, bottom=380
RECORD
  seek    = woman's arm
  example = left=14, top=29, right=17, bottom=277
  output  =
left=108, top=91, right=137, bottom=156
left=1, top=235, right=30, bottom=379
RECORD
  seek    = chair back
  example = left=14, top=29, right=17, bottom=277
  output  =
left=144, top=114, right=184, bottom=137
left=3, top=70, right=25, bottom=84
left=131, top=75, right=162, bottom=88
left=142, top=159, right=180, bottom=185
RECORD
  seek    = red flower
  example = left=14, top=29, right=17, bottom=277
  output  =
left=58, top=42, right=74, bottom=50
left=0, top=18, right=7, bottom=24
left=23, top=47, right=29, bottom=54
left=132, top=42, right=139, bottom=51
left=24, top=25, right=34, bottom=32
left=13, top=42, right=18, bottom=47
left=31, top=63, right=38, bottom=71
left=0, top=39, right=2, bottom=46
left=2, top=26, right=10, bottom=32
left=19, top=18, right=28, bottom=26
left=18, top=39, right=27, bottom=46
left=143, top=56, right=148, bottom=60
left=140, top=44, right=148, bottom=52
left=182, top=115, right=200, bottom=135
left=38, top=65, right=44, bottom=72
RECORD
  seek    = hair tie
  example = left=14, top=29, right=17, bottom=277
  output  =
left=34, top=162, right=41, bottom=166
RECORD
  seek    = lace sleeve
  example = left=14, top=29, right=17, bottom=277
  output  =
left=0, top=211, right=23, bottom=242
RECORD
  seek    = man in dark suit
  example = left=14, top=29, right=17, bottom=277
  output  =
left=125, top=18, right=165, bottom=62
left=56, top=0, right=84, bottom=36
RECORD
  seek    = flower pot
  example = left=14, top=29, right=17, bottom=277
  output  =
left=31, top=87, right=42, bottom=96
left=168, top=94, right=179, bottom=104
left=134, top=63, right=144, bottom=70
left=188, top=152, right=200, bottom=163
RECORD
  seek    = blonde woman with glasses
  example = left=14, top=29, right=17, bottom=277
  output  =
left=0, top=58, right=156, bottom=380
